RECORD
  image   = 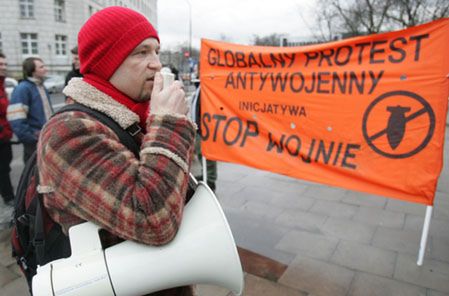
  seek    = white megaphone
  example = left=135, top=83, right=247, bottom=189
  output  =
left=32, top=180, right=244, bottom=296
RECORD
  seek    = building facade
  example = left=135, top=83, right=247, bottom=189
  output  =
left=0, top=0, right=157, bottom=77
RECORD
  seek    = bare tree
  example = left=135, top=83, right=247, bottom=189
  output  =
left=312, top=0, right=341, bottom=41
left=252, top=33, right=284, bottom=46
left=311, top=0, right=449, bottom=40
left=387, top=0, right=449, bottom=27
left=219, top=34, right=232, bottom=42
left=313, top=0, right=394, bottom=40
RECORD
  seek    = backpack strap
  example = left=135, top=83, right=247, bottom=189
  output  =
left=33, top=191, right=46, bottom=265
left=13, top=151, right=39, bottom=271
left=55, top=103, right=141, bottom=157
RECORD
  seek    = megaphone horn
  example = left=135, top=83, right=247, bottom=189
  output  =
left=32, top=181, right=244, bottom=296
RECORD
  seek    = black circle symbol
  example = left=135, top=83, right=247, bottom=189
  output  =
left=362, top=90, right=435, bottom=159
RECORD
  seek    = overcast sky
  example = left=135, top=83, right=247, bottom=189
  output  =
left=157, top=0, right=317, bottom=50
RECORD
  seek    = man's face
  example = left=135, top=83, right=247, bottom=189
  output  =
left=109, top=38, right=162, bottom=102
left=73, top=54, right=80, bottom=70
left=0, top=57, right=7, bottom=77
left=32, top=60, right=48, bottom=80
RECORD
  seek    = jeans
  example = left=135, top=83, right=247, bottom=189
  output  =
left=0, top=142, right=14, bottom=203
left=194, top=134, right=217, bottom=191
left=23, top=142, right=37, bottom=164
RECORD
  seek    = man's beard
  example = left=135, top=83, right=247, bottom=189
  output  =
left=136, top=90, right=152, bottom=102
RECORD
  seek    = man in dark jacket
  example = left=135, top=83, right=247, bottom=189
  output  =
left=0, top=52, right=14, bottom=205
left=7, top=57, right=53, bottom=163
left=64, top=46, right=83, bottom=86
left=191, top=79, right=217, bottom=191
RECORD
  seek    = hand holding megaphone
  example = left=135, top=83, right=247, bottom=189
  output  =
left=32, top=181, right=244, bottom=296
left=150, top=69, right=188, bottom=116
left=161, top=67, right=175, bottom=90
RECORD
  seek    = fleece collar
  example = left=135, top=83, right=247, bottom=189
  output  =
left=63, top=78, right=139, bottom=130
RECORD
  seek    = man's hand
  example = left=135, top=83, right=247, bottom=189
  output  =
left=150, top=72, right=188, bottom=116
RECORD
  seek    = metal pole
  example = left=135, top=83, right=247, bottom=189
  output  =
left=417, top=205, right=433, bottom=266
left=201, top=155, right=207, bottom=184
left=188, top=1, right=192, bottom=58
left=183, top=0, right=192, bottom=58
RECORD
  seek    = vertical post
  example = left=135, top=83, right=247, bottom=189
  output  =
left=417, top=205, right=433, bottom=266
left=188, top=1, right=192, bottom=58
left=183, top=0, right=192, bottom=58
left=202, top=155, right=207, bottom=184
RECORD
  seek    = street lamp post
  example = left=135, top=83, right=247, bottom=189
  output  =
left=183, top=0, right=192, bottom=59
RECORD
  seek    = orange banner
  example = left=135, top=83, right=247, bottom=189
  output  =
left=199, top=19, right=449, bottom=205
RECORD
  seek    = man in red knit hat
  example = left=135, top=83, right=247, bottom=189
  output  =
left=37, top=6, right=195, bottom=296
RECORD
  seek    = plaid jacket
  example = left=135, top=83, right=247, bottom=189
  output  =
left=37, top=78, right=196, bottom=246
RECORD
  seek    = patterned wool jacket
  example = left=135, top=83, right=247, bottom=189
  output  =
left=37, top=78, right=197, bottom=295
left=38, top=77, right=197, bottom=242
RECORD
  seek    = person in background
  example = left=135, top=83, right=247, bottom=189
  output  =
left=7, top=57, right=52, bottom=163
left=0, top=52, right=15, bottom=206
left=191, top=77, right=218, bottom=191
left=37, top=7, right=195, bottom=295
left=64, top=46, right=83, bottom=86
left=169, top=64, right=179, bottom=80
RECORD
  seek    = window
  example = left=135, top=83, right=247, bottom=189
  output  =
left=19, top=0, right=34, bottom=18
left=20, top=33, right=38, bottom=55
left=55, top=35, right=67, bottom=56
left=54, top=0, right=65, bottom=22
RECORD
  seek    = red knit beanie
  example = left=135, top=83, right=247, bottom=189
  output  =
left=78, top=6, right=159, bottom=80
left=77, top=6, right=160, bottom=131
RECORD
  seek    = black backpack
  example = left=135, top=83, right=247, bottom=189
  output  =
left=10, top=103, right=142, bottom=292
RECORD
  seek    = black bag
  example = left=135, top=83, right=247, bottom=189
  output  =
left=10, top=103, right=141, bottom=293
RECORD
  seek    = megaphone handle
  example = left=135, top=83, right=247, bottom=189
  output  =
left=202, top=156, right=208, bottom=184
left=185, top=173, right=198, bottom=203
left=189, top=173, right=198, bottom=187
